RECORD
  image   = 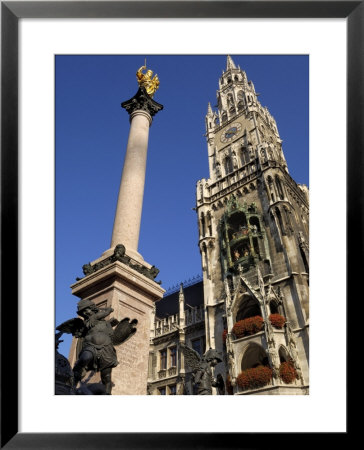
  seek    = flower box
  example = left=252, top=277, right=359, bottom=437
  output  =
left=236, top=365, right=273, bottom=390
left=279, top=361, right=299, bottom=384
left=269, top=313, right=286, bottom=329
left=232, top=316, right=264, bottom=338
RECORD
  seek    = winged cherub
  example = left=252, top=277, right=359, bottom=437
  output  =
left=180, top=344, right=223, bottom=395
left=136, top=65, right=160, bottom=97
left=56, top=298, right=138, bottom=395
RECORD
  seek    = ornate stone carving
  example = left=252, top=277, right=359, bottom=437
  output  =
left=121, top=86, right=163, bottom=118
left=285, top=322, right=304, bottom=383
left=81, top=244, right=160, bottom=282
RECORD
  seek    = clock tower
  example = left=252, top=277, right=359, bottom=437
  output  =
left=196, top=56, right=309, bottom=394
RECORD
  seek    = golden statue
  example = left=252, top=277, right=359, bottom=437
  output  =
left=136, top=63, right=160, bottom=98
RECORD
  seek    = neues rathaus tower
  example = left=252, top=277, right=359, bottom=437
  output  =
left=195, top=56, right=309, bottom=394
left=148, top=56, right=309, bottom=395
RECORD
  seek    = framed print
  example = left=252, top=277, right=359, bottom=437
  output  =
left=1, top=1, right=361, bottom=448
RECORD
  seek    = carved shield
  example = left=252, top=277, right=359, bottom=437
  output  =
left=111, top=318, right=138, bottom=346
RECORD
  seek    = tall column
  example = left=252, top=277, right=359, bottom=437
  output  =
left=109, top=86, right=163, bottom=261
left=68, top=79, right=165, bottom=395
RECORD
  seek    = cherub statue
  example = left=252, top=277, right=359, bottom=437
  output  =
left=56, top=299, right=138, bottom=395
left=180, top=344, right=223, bottom=395
left=136, top=64, right=160, bottom=97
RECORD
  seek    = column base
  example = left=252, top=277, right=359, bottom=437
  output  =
left=101, top=246, right=146, bottom=265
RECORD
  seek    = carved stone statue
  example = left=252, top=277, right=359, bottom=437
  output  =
left=56, top=299, right=138, bottom=395
left=180, top=344, right=223, bottom=395
left=55, top=332, right=106, bottom=395
left=136, top=64, right=160, bottom=97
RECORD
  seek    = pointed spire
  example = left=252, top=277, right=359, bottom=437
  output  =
left=179, top=283, right=185, bottom=328
left=226, top=55, right=237, bottom=71
left=207, top=102, right=213, bottom=116
left=179, top=283, right=185, bottom=303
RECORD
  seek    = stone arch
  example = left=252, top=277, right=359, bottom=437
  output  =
left=278, top=345, right=291, bottom=363
left=269, top=298, right=280, bottom=315
left=234, top=293, right=262, bottom=323
left=240, top=343, right=269, bottom=370
left=275, top=175, right=284, bottom=200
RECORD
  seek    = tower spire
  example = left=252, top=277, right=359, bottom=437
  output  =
left=226, top=55, right=237, bottom=70
left=207, top=102, right=213, bottom=117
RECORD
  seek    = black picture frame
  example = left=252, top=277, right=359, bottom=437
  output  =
left=1, top=1, right=359, bottom=448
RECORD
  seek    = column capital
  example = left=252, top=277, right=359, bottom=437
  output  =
left=121, top=86, right=163, bottom=122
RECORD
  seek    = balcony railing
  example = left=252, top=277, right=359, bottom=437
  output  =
left=168, top=367, right=177, bottom=377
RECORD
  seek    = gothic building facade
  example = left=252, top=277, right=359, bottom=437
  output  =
left=148, top=56, right=309, bottom=395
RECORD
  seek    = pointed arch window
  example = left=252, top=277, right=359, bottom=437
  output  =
left=275, top=176, right=285, bottom=200
left=200, top=212, right=206, bottom=237
left=224, top=157, right=233, bottom=175
left=275, top=207, right=286, bottom=235
left=267, top=176, right=275, bottom=202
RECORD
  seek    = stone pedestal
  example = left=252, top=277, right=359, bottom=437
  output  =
left=69, top=258, right=164, bottom=395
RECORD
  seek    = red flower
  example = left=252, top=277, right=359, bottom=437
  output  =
left=269, top=313, right=286, bottom=329
left=236, top=366, right=273, bottom=390
left=279, top=361, right=299, bottom=384
left=232, top=316, right=264, bottom=338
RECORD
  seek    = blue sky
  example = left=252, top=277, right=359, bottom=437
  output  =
left=56, top=55, right=309, bottom=355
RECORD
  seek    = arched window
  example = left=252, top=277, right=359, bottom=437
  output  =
left=283, top=207, right=292, bottom=232
left=278, top=346, right=291, bottom=364
left=249, top=216, right=261, bottom=233
left=221, top=111, right=228, bottom=123
left=200, top=213, right=206, bottom=237
left=267, top=176, right=275, bottom=202
left=225, top=157, right=233, bottom=175
left=241, top=344, right=269, bottom=370
left=275, top=176, right=284, bottom=200
left=237, top=101, right=244, bottom=111
left=207, top=211, right=212, bottom=236
left=269, top=300, right=279, bottom=315
left=236, top=295, right=261, bottom=322
left=227, top=211, right=248, bottom=240
left=275, top=207, right=286, bottom=235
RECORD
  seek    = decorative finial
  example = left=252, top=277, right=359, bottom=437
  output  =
left=136, top=60, right=160, bottom=97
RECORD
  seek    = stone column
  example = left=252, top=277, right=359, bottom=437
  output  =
left=109, top=87, right=163, bottom=261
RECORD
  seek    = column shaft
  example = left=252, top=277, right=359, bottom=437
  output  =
left=111, top=110, right=151, bottom=252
